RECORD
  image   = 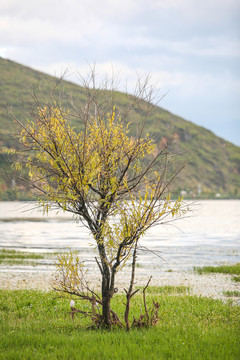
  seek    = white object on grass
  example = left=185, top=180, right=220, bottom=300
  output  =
left=70, top=300, right=75, bottom=307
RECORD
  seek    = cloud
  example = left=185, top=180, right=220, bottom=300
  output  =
left=1, top=0, right=239, bottom=61
left=39, top=59, right=240, bottom=101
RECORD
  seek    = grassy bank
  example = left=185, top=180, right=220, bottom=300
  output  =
left=0, top=289, right=239, bottom=359
left=0, top=249, right=57, bottom=266
left=194, top=263, right=240, bottom=282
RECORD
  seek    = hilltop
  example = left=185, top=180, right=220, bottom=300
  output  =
left=0, top=57, right=239, bottom=199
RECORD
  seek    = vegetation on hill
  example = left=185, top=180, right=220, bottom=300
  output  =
left=0, top=56, right=240, bottom=200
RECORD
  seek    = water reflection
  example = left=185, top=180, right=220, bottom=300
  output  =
left=0, top=200, right=239, bottom=271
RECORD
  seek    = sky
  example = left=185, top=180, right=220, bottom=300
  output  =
left=0, top=0, right=240, bottom=146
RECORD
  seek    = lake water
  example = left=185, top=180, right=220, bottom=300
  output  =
left=0, top=200, right=239, bottom=272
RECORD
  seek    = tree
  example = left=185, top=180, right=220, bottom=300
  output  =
left=11, top=72, right=187, bottom=328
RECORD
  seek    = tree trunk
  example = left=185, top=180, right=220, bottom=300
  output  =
left=101, top=266, right=112, bottom=327
left=102, top=292, right=112, bottom=327
left=96, top=237, right=112, bottom=327
left=124, top=295, right=131, bottom=331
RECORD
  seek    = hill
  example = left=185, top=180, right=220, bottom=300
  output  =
left=0, top=57, right=239, bottom=200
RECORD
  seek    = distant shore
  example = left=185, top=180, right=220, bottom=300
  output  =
left=0, top=268, right=239, bottom=303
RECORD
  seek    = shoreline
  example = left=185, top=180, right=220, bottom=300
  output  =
left=1, top=268, right=239, bottom=303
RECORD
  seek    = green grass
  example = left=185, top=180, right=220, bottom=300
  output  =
left=223, top=290, right=240, bottom=297
left=0, top=249, right=44, bottom=260
left=138, top=285, right=190, bottom=295
left=194, top=263, right=240, bottom=275
left=0, top=289, right=239, bottom=359
left=232, top=275, right=240, bottom=282
left=0, top=249, right=57, bottom=266
left=0, top=249, right=44, bottom=265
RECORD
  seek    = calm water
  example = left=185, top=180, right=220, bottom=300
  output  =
left=0, top=200, right=239, bottom=272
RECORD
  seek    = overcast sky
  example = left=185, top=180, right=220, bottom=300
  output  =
left=1, top=0, right=240, bottom=145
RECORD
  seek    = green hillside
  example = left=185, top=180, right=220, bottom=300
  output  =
left=0, top=57, right=239, bottom=200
